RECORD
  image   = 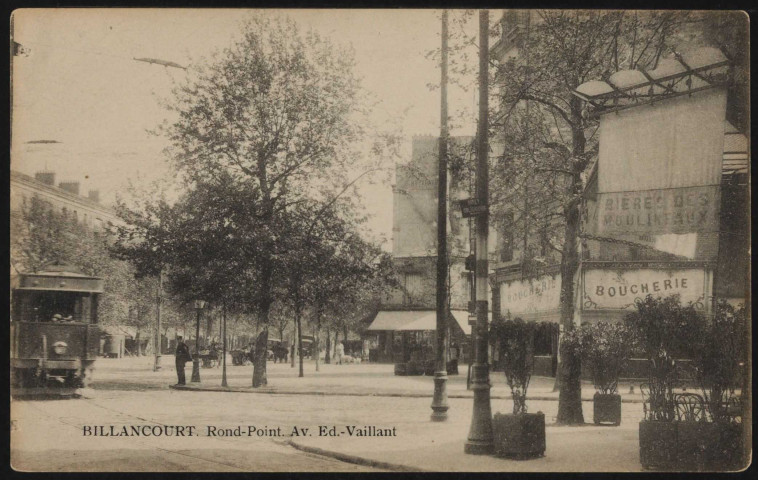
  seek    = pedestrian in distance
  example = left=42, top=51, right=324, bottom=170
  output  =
left=335, top=341, right=344, bottom=365
left=175, top=336, right=191, bottom=385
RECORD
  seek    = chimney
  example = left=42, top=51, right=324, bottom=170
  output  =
left=88, top=190, right=100, bottom=203
left=59, top=181, right=80, bottom=196
left=35, top=171, right=56, bottom=186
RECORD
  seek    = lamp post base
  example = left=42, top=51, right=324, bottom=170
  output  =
left=465, top=365, right=494, bottom=455
left=191, top=359, right=201, bottom=383
left=430, top=371, right=449, bottom=422
left=464, top=440, right=494, bottom=455
left=153, top=354, right=162, bottom=372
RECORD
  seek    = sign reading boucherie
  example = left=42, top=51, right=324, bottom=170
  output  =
left=500, top=274, right=561, bottom=321
left=597, top=185, right=719, bottom=235
left=582, top=267, right=707, bottom=311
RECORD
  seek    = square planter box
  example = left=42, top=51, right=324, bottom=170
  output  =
left=678, top=421, right=744, bottom=471
left=639, top=420, right=745, bottom=471
left=639, top=420, right=678, bottom=469
left=593, top=393, right=622, bottom=425
left=406, top=361, right=424, bottom=376
left=493, top=412, right=546, bottom=459
left=393, top=363, right=407, bottom=376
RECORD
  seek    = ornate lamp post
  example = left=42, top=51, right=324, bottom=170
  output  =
left=191, top=299, right=206, bottom=383
left=465, top=9, right=494, bottom=455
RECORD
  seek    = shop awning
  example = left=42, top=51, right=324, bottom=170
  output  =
left=367, top=310, right=493, bottom=336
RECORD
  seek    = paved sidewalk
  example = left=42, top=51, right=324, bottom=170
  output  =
left=163, top=359, right=644, bottom=403
left=94, top=356, right=648, bottom=472
left=281, top=396, right=645, bottom=472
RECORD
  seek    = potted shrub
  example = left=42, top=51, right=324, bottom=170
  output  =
left=490, top=317, right=545, bottom=459
left=686, top=300, right=747, bottom=471
left=625, top=294, right=747, bottom=471
left=580, top=322, right=632, bottom=425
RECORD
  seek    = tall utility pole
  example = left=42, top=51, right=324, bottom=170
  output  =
left=465, top=9, right=494, bottom=455
left=153, top=270, right=164, bottom=372
left=431, top=9, right=450, bottom=422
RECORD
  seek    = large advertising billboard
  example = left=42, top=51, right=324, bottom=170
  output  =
left=598, top=88, right=727, bottom=193
left=596, top=185, right=720, bottom=236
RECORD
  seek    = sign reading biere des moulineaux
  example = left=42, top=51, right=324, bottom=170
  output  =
left=596, top=185, right=719, bottom=236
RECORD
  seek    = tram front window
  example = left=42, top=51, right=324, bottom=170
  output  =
left=14, top=291, right=94, bottom=323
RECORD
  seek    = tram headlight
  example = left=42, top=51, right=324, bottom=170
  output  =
left=53, top=341, right=68, bottom=355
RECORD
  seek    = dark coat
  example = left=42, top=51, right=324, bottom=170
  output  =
left=175, top=341, right=191, bottom=364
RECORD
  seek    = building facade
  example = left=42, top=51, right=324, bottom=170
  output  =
left=368, top=135, right=490, bottom=364
left=10, top=169, right=120, bottom=273
left=488, top=11, right=749, bottom=377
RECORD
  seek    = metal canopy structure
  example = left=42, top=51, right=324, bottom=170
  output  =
left=573, top=47, right=731, bottom=116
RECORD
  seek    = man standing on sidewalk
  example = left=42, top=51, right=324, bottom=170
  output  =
left=335, top=341, right=344, bottom=365
left=175, top=336, right=191, bottom=385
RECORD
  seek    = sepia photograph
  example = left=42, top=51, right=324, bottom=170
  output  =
left=9, top=8, right=751, bottom=472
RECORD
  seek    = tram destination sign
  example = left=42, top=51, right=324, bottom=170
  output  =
left=459, top=198, right=489, bottom=218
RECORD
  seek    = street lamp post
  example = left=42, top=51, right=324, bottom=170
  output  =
left=465, top=9, right=494, bottom=455
left=191, top=300, right=206, bottom=383
left=431, top=8, right=450, bottom=422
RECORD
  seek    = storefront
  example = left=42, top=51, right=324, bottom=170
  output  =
left=579, top=262, right=712, bottom=323
left=366, top=309, right=475, bottom=365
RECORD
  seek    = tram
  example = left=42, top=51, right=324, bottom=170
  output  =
left=11, top=265, right=103, bottom=396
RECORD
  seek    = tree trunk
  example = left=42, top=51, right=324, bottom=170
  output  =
left=253, top=327, right=268, bottom=387
left=296, top=299, right=304, bottom=378
left=252, top=261, right=273, bottom=388
left=135, top=325, right=142, bottom=356
left=206, top=312, right=213, bottom=345
left=325, top=329, right=331, bottom=364
left=291, top=317, right=297, bottom=368
left=555, top=96, right=586, bottom=425
left=314, top=302, right=322, bottom=372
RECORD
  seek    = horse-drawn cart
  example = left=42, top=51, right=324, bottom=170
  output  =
left=197, top=347, right=220, bottom=368
left=231, top=349, right=253, bottom=366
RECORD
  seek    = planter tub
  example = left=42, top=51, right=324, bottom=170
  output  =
left=593, top=393, right=622, bottom=425
left=639, top=420, right=679, bottom=470
left=422, top=360, right=459, bottom=376
left=405, top=361, right=423, bottom=376
left=639, top=420, right=744, bottom=471
left=493, top=412, right=546, bottom=459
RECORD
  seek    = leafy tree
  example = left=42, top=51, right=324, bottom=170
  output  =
left=13, top=195, right=80, bottom=272
left=279, top=193, right=395, bottom=376
left=155, top=15, right=378, bottom=387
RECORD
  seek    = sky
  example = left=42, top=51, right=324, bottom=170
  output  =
left=11, top=9, right=485, bottom=248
